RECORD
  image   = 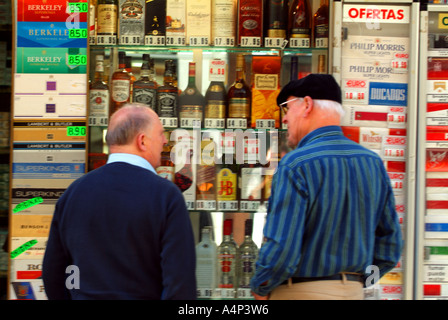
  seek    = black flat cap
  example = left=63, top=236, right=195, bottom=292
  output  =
left=277, top=74, right=342, bottom=105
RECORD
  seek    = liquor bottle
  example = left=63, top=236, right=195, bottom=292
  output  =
left=186, top=0, right=211, bottom=45
left=166, top=0, right=186, bottom=42
left=281, top=56, right=298, bottom=127
left=218, top=219, right=238, bottom=289
left=157, top=60, right=178, bottom=120
left=174, top=147, right=195, bottom=209
left=156, top=141, right=175, bottom=181
left=288, top=0, right=311, bottom=45
left=265, top=0, right=288, bottom=39
left=179, top=62, right=205, bottom=128
left=313, top=0, right=329, bottom=48
left=227, top=54, right=251, bottom=129
left=251, top=56, right=281, bottom=129
left=211, top=0, right=237, bottom=45
left=111, top=51, right=131, bottom=113
left=118, top=0, right=145, bottom=45
left=196, top=226, right=218, bottom=292
left=133, top=54, right=158, bottom=110
left=317, top=54, right=327, bottom=74
left=125, top=56, right=136, bottom=100
left=97, top=0, right=118, bottom=39
left=239, top=159, right=263, bottom=202
left=196, top=138, right=217, bottom=209
left=238, top=219, right=258, bottom=288
left=89, top=55, right=110, bottom=126
left=145, top=0, right=167, bottom=37
left=238, top=0, right=263, bottom=46
left=204, top=60, right=227, bottom=129
left=216, top=151, right=239, bottom=211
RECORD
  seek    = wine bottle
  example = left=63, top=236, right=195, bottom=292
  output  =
left=89, top=54, right=110, bottom=126
left=227, top=54, right=251, bottom=129
left=288, top=0, right=311, bottom=47
left=265, top=0, right=288, bottom=39
left=133, top=54, right=158, bottom=110
left=179, top=62, right=205, bottom=128
left=218, top=219, right=238, bottom=290
left=313, top=0, right=329, bottom=48
left=205, top=59, right=227, bottom=129
left=111, top=51, right=131, bottom=113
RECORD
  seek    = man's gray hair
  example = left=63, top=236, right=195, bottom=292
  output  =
left=313, top=99, right=346, bottom=118
left=105, top=103, right=154, bottom=146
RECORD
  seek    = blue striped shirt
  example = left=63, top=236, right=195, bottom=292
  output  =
left=250, top=126, right=403, bottom=296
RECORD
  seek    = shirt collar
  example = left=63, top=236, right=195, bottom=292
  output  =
left=297, top=125, right=343, bottom=148
left=107, top=153, right=156, bottom=174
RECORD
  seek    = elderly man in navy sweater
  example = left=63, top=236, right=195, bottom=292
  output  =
left=43, top=103, right=196, bottom=300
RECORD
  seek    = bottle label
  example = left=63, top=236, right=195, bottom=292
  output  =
left=180, top=105, right=203, bottom=128
left=241, top=167, right=262, bottom=200
left=97, top=4, right=118, bottom=35
left=229, top=98, right=250, bottom=118
left=217, top=168, right=237, bottom=201
left=133, top=88, right=157, bottom=109
left=111, top=79, right=130, bottom=102
left=205, top=101, right=226, bottom=119
left=254, top=74, right=278, bottom=90
left=157, top=92, right=177, bottom=117
left=156, top=166, right=175, bottom=181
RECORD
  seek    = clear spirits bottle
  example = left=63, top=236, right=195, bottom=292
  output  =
left=238, top=219, right=258, bottom=288
left=217, top=219, right=238, bottom=289
left=196, top=226, right=218, bottom=291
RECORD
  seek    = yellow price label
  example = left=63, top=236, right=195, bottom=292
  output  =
left=438, top=13, right=448, bottom=29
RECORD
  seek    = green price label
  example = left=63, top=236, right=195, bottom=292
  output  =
left=69, top=28, right=88, bottom=39
left=68, top=54, right=87, bottom=66
left=67, top=126, right=87, bottom=136
left=68, top=2, right=89, bottom=13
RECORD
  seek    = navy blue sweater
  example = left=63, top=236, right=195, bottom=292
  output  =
left=42, top=162, right=196, bottom=300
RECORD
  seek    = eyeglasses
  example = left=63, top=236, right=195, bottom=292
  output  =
left=279, top=97, right=302, bottom=114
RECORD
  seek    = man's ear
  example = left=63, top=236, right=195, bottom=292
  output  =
left=303, top=96, right=313, bottom=117
left=136, top=133, right=147, bottom=151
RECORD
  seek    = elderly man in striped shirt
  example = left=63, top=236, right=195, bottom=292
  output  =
left=250, top=74, right=403, bottom=300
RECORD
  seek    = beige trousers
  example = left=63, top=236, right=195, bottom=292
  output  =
left=269, top=275, right=364, bottom=300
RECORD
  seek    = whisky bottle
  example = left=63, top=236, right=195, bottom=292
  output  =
left=238, top=219, right=258, bottom=288
left=196, top=138, right=217, bottom=210
left=96, top=0, right=118, bottom=44
left=145, top=0, right=167, bottom=37
left=186, top=0, right=211, bottom=45
left=211, top=0, right=237, bottom=46
left=196, top=226, right=218, bottom=293
left=288, top=0, right=311, bottom=47
left=204, top=60, right=227, bottom=129
left=265, top=0, right=288, bottom=39
left=111, top=51, right=131, bottom=113
left=156, top=142, right=175, bottom=182
left=118, top=0, right=145, bottom=45
left=227, top=54, right=251, bottom=129
left=125, top=56, right=136, bottom=101
left=218, top=219, right=238, bottom=290
left=179, top=62, right=205, bottom=128
left=216, top=151, right=239, bottom=211
left=313, top=0, right=329, bottom=48
left=89, top=55, right=110, bottom=126
left=238, top=0, right=263, bottom=46
left=133, top=54, right=158, bottom=110
left=157, top=60, right=178, bottom=125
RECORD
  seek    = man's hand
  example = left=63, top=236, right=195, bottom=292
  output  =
left=251, top=291, right=268, bottom=300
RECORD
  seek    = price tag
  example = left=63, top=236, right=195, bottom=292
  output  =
left=145, top=35, right=165, bottom=46
left=392, top=53, right=409, bottom=73
left=204, top=118, right=225, bottom=129
left=217, top=288, right=236, bottom=299
left=345, top=91, right=365, bottom=101
left=67, top=126, right=86, bottom=136
left=68, top=2, right=88, bottom=12
left=96, top=35, right=117, bottom=45
left=189, top=36, right=209, bottom=46
left=289, top=37, right=310, bottom=48
left=88, top=116, right=108, bottom=126
left=68, top=54, right=87, bottom=65
left=264, top=37, right=287, bottom=48
left=185, top=200, right=195, bottom=210
left=237, top=288, right=253, bottom=299
left=166, top=36, right=186, bottom=46
left=218, top=201, right=239, bottom=211
left=119, top=35, right=142, bottom=45
left=160, top=117, right=178, bottom=128
left=387, top=113, right=406, bottom=125
left=69, top=28, right=88, bottom=39
left=256, top=119, right=275, bottom=129
left=197, top=288, right=214, bottom=299
left=240, top=36, right=261, bottom=47
left=382, top=136, right=406, bottom=160
left=180, top=118, right=201, bottom=128
left=240, top=200, right=260, bottom=211
left=209, top=59, right=226, bottom=82
left=390, top=179, right=404, bottom=191
left=226, top=118, right=247, bottom=129
left=214, top=37, right=235, bottom=47
left=384, top=148, right=405, bottom=158
left=89, top=35, right=96, bottom=45
left=196, top=200, right=216, bottom=211
left=315, top=37, right=328, bottom=48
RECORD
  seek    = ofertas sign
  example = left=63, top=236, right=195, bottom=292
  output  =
left=343, top=5, right=410, bottom=24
